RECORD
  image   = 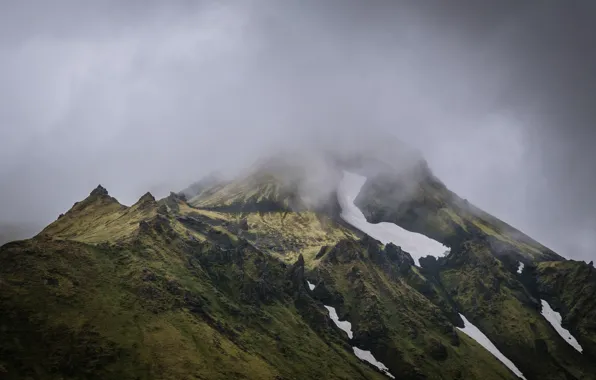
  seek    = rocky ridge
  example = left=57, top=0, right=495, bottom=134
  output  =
left=0, top=152, right=594, bottom=379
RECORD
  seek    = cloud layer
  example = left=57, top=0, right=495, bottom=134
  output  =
left=0, top=1, right=594, bottom=260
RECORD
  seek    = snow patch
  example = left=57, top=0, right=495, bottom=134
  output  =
left=305, top=282, right=394, bottom=378
left=517, top=262, right=524, bottom=274
left=337, top=171, right=449, bottom=266
left=324, top=305, right=353, bottom=339
left=457, top=314, right=527, bottom=379
left=540, top=299, right=583, bottom=353
left=353, top=347, right=395, bottom=379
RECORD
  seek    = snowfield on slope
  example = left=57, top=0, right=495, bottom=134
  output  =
left=352, top=348, right=395, bottom=379
left=457, top=314, right=527, bottom=379
left=540, top=299, right=583, bottom=353
left=337, top=171, right=449, bottom=266
left=306, top=280, right=395, bottom=378
left=323, top=305, right=353, bottom=339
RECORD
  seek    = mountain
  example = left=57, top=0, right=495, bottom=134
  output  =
left=0, top=151, right=594, bottom=380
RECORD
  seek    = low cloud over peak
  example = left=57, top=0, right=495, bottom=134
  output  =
left=0, top=1, right=595, bottom=261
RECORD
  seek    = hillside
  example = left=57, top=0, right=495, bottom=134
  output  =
left=0, top=153, right=594, bottom=379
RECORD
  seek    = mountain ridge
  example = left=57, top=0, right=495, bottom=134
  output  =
left=0, top=152, right=593, bottom=379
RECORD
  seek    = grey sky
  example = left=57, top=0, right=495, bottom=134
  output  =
left=0, top=1, right=595, bottom=261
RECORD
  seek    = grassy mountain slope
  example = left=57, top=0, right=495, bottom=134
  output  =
left=431, top=242, right=595, bottom=379
left=40, top=185, right=156, bottom=244
left=346, top=165, right=594, bottom=378
left=0, top=187, right=390, bottom=380
left=185, top=177, right=527, bottom=379
left=534, top=260, right=596, bottom=358
left=188, top=160, right=307, bottom=213
left=1, top=154, right=594, bottom=379
left=355, top=172, right=562, bottom=262
left=310, top=238, right=517, bottom=380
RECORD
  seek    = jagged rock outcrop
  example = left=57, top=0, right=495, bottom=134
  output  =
left=90, top=184, right=109, bottom=197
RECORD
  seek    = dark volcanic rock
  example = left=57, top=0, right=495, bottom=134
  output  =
left=322, top=239, right=362, bottom=264
left=288, top=255, right=305, bottom=282
left=315, top=245, right=328, bottom=260
left=140, top=192, right=155, bottom=201
left=385, top=243, right=415, bottom=267
left=90, top=185, right=109, bottom=197
left=135, top=192, right=157, bottom=210
left=286, top=254, right=306, bottom=296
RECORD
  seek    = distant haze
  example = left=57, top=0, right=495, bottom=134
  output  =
left=0, top=1, right=595, bottom=261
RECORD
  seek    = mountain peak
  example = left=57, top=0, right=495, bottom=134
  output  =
left=5, top=141, right=596, bottom=379
left=90, top=184, right=109, bottom=197
left=169, top=191, right=186, bottom=202
left=138, top=192, right=156, bottom=203
left=131, top=192, right=158, bottom=212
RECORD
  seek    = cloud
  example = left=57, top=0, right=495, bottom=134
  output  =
left=0, top=1, right=594, bottom=261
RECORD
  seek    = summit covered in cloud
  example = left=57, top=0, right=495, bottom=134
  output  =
left=0, top=1, right=595, bottom=261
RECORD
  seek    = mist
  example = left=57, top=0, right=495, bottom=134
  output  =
left=0, top=1, right=595, bottom=261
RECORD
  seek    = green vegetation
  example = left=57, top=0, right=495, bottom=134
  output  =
left=355, top=172, right=560, bottom=261
left=1, top=160, right=594, bottom=379
left=435, top=242, right=595, bottom=379
left=535, top=260, right=596, bottom=358
left=311, top=239, right=517, bottom=380
left=0, top=188, right=388, bottom=380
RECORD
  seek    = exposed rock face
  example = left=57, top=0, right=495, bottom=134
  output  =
left=90, top=185, right=109, bottom=197
left=321, top=239, right=364, bottom=264
left=138, top=192, right=156, bottom=203
left=385, top=243, right=415, bottom=267
left=419, top=256, right=440, bottom=272
left=174, top=192, right=187, bottom=202
left=239, top=218, right=249, bottom=231
left=139, top=215, right=176, bottom=240
left=286, top=254, right=305, bottom=295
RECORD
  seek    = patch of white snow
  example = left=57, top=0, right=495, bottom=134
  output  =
left=311, top=285, right=394, bottom=378
left=337, top=171, right=449, bottom=266
left=540, top=299, right=583, bottom=353
left=324, top=305, right=353, bottom=339
left=353, top=347, right=395, bottom=378
left=517, top=262, right=524, bottom=274
left=457, top=314, right=527, bottom=379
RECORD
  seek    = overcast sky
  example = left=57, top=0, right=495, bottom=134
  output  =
left=1, top=0, right=595, bottom=261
